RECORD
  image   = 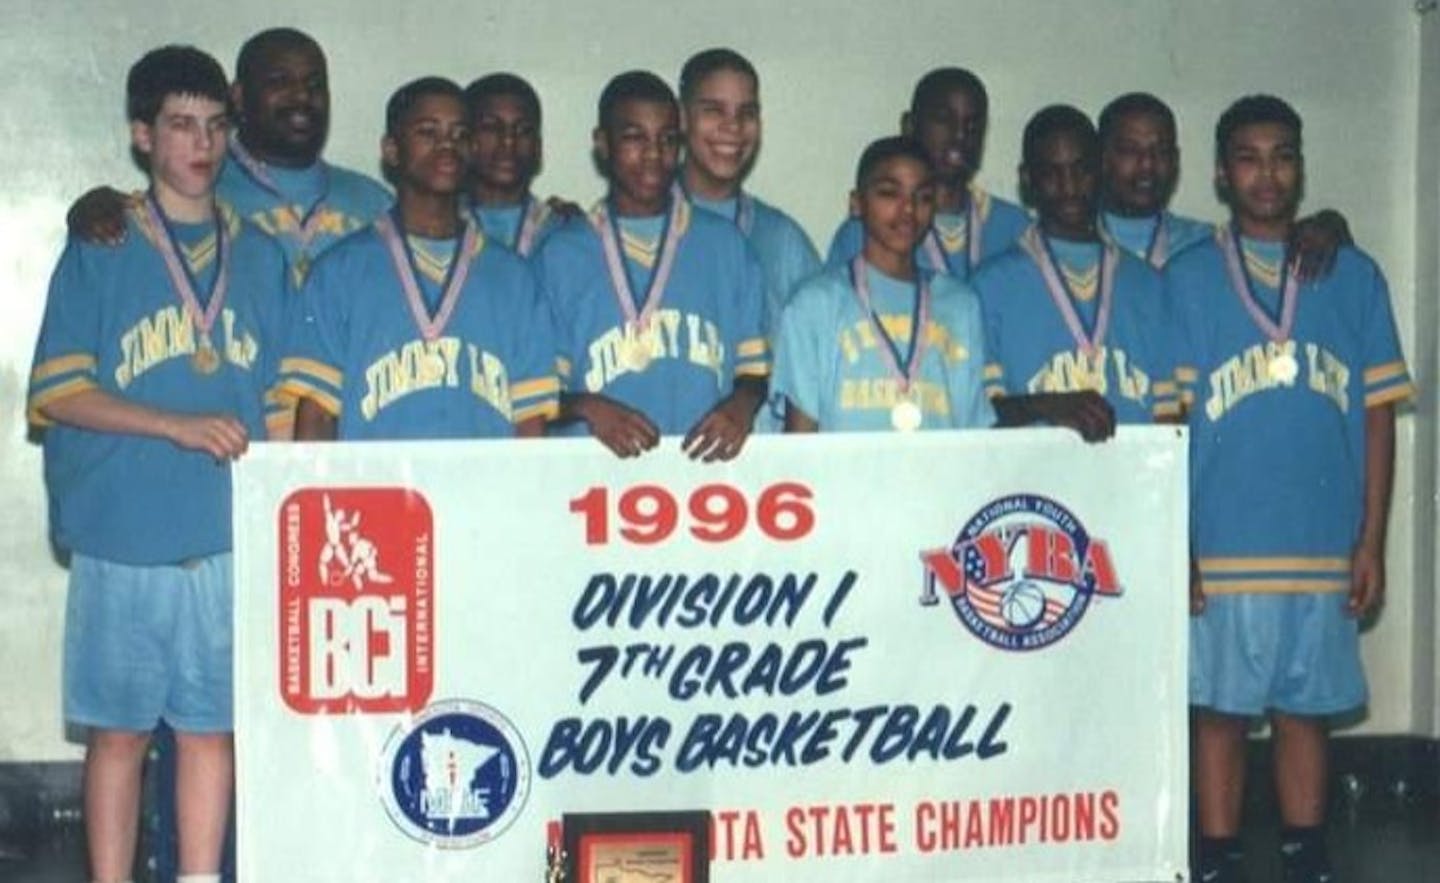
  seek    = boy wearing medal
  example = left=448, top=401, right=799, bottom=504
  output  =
left=773, top=136, right=992, bottom=432
left=26, top=46, right=287, bottom=883
left=1171, top=95, right=1412, bottom=883
left=536, top=71, right=768, bottom=460
left=463, top=73, right=569, bottom=257
left=973, top=105, right=1174, bottom=438
left=282, top=77, right=558, bottom=440
left=67, top=28, right=393, bottom=285
left=825, top=67, right=1029, bottom=281
left=677, top=48, right=821, bottom=432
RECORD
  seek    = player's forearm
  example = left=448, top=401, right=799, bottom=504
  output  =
left=992, top=394, right=1043, bottom=427
left=294, top=397, right=338, bottom=441
left=1359, top=403, right=1396, bottom=551
left=40, top=388, right=188, bottom=443
left=724, top=376, right=768, bottom=417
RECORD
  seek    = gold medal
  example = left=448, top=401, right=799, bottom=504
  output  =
left=622, top=326, right=654, bottom=373
left=191, top=336, right=221, bottom=375
left=1268, top=351, right=1299, bottom=384
left=891, top=392, right=923, bottom=432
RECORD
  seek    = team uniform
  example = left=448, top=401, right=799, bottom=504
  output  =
left=974, top=226, right=1179, bottom=424
left=1101, top=210, right=1212, bottom=269
left=279, top=213, right=559, bottom=439
left=773, top=259, right=994, bottom=431
left=825, top=185, right=1030, bottom=280
left=688, top=188, right=820, bottom=431
left=218, top=137, right=392, bottom=282
left=1171, top=229, right=1413, bottom=715
left=28, top=200, right=288, bottom=731
left=470, top=194, right=567, bottom=257
left=536, top=198, right=769, bottom=436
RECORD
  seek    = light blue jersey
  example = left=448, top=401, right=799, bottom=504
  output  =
left=536, top=199, right=769, bottom=436
left=1171, top=230, right=1413, bottom=595
left=218, top=138, right=392, bottom=280
left=1101, top=210, right=1212, bottom=268
left=974, top=227, right=1177, bottom=424
left=28, top=203, right=288, bottom=565
left=470, top=195, right=567, bottom=257
left=825, top=186, right=1029, bottom=280
left=690, top=189, right=820, bottom=433
left=279, top=216, right=558, bottom=440
left=1171, top=229, right=1412, bottom=714
left=773, top=260, right=994, bottom=432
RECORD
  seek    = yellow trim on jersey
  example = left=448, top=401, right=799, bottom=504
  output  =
left=31, top=353, right=98, bottom=384
left=278, top=379, right=342, bottom=417
left=1363, top=362, right=1408, bottom=385
left=513, top=400, right=561, bottom=424
left=983, top=364, right=1003, bottom=380
left=1200, top=556, right=1350, bottom=573
left=27, top=376, right=99, bottom=425
left=734, top=363, right=771, bottom=378
left=1365, top=382, right=1415, bottom=408
left=556, top=356, right=572, bottom=378
left=737, top=339, right=769, bottom=358
left=1153, top=380, right=1177, bottom=396
left=1202, top=579, right=1349, bottom=596
left=265, top=410, right=296, bottom=441
left=510, top=376, right=560, bottom=401
left=984, top=385, right=1006, bottom=400
left=1153, top=401, right=1182, bottom=418
left=1174, top=367, right=1198, bottom=383
left=279, top=357, right=342, bottom=389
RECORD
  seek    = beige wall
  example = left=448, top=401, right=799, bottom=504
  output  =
left=1, top=0, right=1433, bottom=759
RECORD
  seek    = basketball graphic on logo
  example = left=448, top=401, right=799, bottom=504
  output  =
left=1000, top=580, right=1047, bottom=630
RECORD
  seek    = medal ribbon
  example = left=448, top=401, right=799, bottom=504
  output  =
left=228, top=136, right=331, bottom=255
left=1218, top=226, right=1298, bottom=344
left=849, top=257, right=931, bottom=393
left=375, top=211, right=478, bottom=342
left=514, top=194, right=550, bottom=256
left=142, top=194, right=229, bottom=340
left=1019, top=225, right=1117, bottom=356
left=592, top=196, right=685, bottom=332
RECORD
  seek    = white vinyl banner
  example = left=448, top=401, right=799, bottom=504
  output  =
left=234, top=427, right=1189, bottom=883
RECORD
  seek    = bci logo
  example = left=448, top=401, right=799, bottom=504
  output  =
left=277, top=487, right=435, bottom=714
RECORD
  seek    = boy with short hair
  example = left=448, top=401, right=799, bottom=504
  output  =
left=677, top=48, right=821, bottom=432
left=281, top=77, right=558, bottom=440
left=974, top=104, right=1175, bottom=439
left=773, top=136, right=992, bottom=432
left=535, top=70, right=769, bottom=461
left=1097, top=92, right=1211, bottom=266
left=463, top=72, right=567, bottom=256
left=826, top=67, right=1029, bottom=280
left=1171, top=95, right=1412, bottom=883
left=27, top=45, right=287, bottom=883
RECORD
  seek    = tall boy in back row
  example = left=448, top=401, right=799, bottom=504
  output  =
left=535, top=71, right=769, bottom=460
left=827, top=67, right=1029, bottom=280
left=28, top=46, right=287, bottom=883
left=1171, top=95, right=1412, bottom=883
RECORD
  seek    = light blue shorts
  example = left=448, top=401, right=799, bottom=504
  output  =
left=63, top=553, right=234, bottom=733
left=1189, top=591, right=1366, bottom=717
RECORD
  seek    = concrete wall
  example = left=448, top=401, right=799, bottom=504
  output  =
left=0, top=0, right=1432, bottom=759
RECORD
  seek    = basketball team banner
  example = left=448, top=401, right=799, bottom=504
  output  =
left=233, top=428, right=1188, bottom=882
